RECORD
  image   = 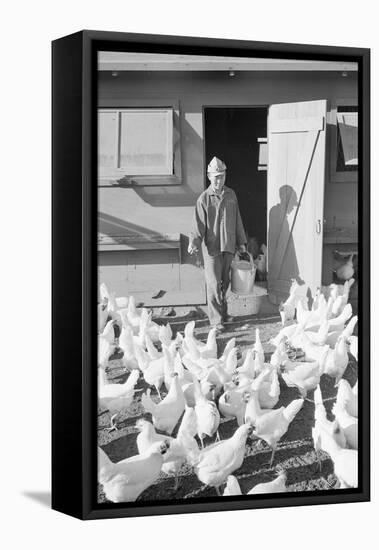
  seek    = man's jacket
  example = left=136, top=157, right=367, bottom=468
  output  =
left=189, top=185, right=247, bottom=256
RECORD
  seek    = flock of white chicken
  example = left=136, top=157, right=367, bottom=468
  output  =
left=98, top=277, right=358, bottom=503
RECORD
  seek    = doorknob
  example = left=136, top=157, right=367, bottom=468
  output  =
left=316, top=219, right=321, bottom=234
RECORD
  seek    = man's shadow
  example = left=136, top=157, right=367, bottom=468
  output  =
left=268, top=185, right=300, bottom=284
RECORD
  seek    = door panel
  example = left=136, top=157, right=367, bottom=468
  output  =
left=267, top=100, right=327, bottom=304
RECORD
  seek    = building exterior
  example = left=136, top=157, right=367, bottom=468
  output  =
left=98, top=54, right=358, bottom=307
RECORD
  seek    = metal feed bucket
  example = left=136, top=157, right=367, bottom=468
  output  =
left=231, top=257, right=256, bottom=295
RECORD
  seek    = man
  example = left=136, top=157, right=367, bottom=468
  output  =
left=188, top=156, right=247, bottom=331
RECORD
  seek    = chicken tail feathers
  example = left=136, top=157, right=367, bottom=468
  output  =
left=283, top=398, right=304, bottom=423
left=314, top=384, right=328, bottom=422
left=125, top=369, right=140, bottom=392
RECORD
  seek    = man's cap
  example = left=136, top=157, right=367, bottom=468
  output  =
left=207, top=156, right=226, bottom=174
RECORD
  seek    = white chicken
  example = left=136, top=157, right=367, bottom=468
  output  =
left=348, top=335, right=358, bottom=361
left=183, top=323, right=218, bottom=359
left=332, top=401, right=358, bottom=450
left=311, top=288, right=323, bottom=311
left=136, top=419, right=198, bottom=490
left=99, top=283, right=121, bottom=322
left=182, top=355, right=209, bottom=382
left=323, top=315, right=357, bottom=348
left=295, top=299, right=314, bottom=327
left=323, top=335, right=349, bottom=383
left=141, top=373, right=186, bottom=435
left=270, top=323, right=300, bottom=348
left=253, top=328, right=265, bottom=365
left=299, top=333, right=330, bottom=371
left=118, top=324, right=139, bottom=371
left=192, top=374, right=221, bottom=448
left=223, top=475, right=242, bottom=496
left=198, top=327, right=218, bottom=359
left=145, top=332, right=161, bottom=360
left=312, top=386, right=357, bottom=487
left=329, top=440, right=358, bottom=488
left=257, top=367, right=281, bottom=409
left=159, top=323, right=173, bottom=347
left=101, top=319, right=116, bottom=345
left=218, top=386, right=248, bottom=427
left=248, top=470, right=287, bottom=494
left=304, top=320, right=329, bottom=346
left=306, top=303, right=352, bottom=333
left=98, top=441, right=170, bottom=502
left=125, top=295, right=142, bottom=333
left=336, top=379, right=358, bottom=418
left=223, top=471, right=287, bottom=495
left=181, top=333, right=219, bottom=373
left=203, top=363, right=233, bottom=396
left=335, top=253, right=355, bottom=281
left=281, top=357, right=323, bottom=398
left=183, top=320, right=198, bottom=349
left=220, top=338, right=237, bottom=362
left=136, top=347, right=166, bottom=398
left=270, top=341, right=289, bottom=371
left=312, top=384, right=347, bottom=470
left=224, top=347, right=239, bottom=375
left=98, top=324, right=117, bottom=369
left=98, top=302, right=109, bottom=334
left=237, top=349, right=255, bottom=379
left=279, top=279, right=302, bottom=325
left=182, top=379, right=217, bottom=409
left=98, top=369, right=140, bottom=431
left=341, top=315, right=358, bottom=341
left=194, top=423, right=253, bottom=495
left=244, top=370, right=304, bottom=467
left=162, top=347, right=177, bottom=390
left=178, top=405, right=198, bottom=440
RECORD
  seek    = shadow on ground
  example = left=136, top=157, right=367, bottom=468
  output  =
left=22, top=491, right=51, bottom=508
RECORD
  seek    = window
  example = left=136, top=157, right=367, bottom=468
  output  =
left=330, top=99, right=358, bottom=183
left=336, top=106, right=358, bottom=172
left=257, top=137, right=268, bottom=171
left=98, top=108, right=174, bottom=177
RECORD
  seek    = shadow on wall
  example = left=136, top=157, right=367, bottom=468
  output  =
left=132, top=185, right=199, bottom=207
left=98, top=212, right=165, bottom=240
left=268, top=185, right=299, bottom=283
left=98, top=212, right=201, bottom=268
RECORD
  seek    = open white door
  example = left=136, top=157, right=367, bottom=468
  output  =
left=267, top=100, right=327, bottom=304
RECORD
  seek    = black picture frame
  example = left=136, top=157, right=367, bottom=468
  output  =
left=52, top=30, right=370, bottom=520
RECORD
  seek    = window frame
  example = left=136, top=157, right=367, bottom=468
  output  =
left=98, top=99, right=182, bottom=186
left=257, top=136, right=268, bottom=171
left=329, top=97, right=358, bottom=183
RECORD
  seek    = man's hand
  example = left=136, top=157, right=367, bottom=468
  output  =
left=188, top=243, right=199, bottom=255
left=238, top=244, right=247, bottom=254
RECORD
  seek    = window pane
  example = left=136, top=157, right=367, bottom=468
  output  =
left=98, top=111, right=118, bottom=168
left=119, top=110, right=173, bottom=175
left=258, top=142, right=268, bottom=166
left=337, top=111, right=358, bottom=166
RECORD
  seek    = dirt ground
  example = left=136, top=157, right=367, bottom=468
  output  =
left=98, top=310, right=358, bottom=503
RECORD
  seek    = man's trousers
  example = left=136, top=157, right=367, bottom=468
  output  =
left=203, top=250, right=234, bottom=326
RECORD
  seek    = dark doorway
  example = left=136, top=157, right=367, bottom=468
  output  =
left=204, top=107, right=268, bottom=249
